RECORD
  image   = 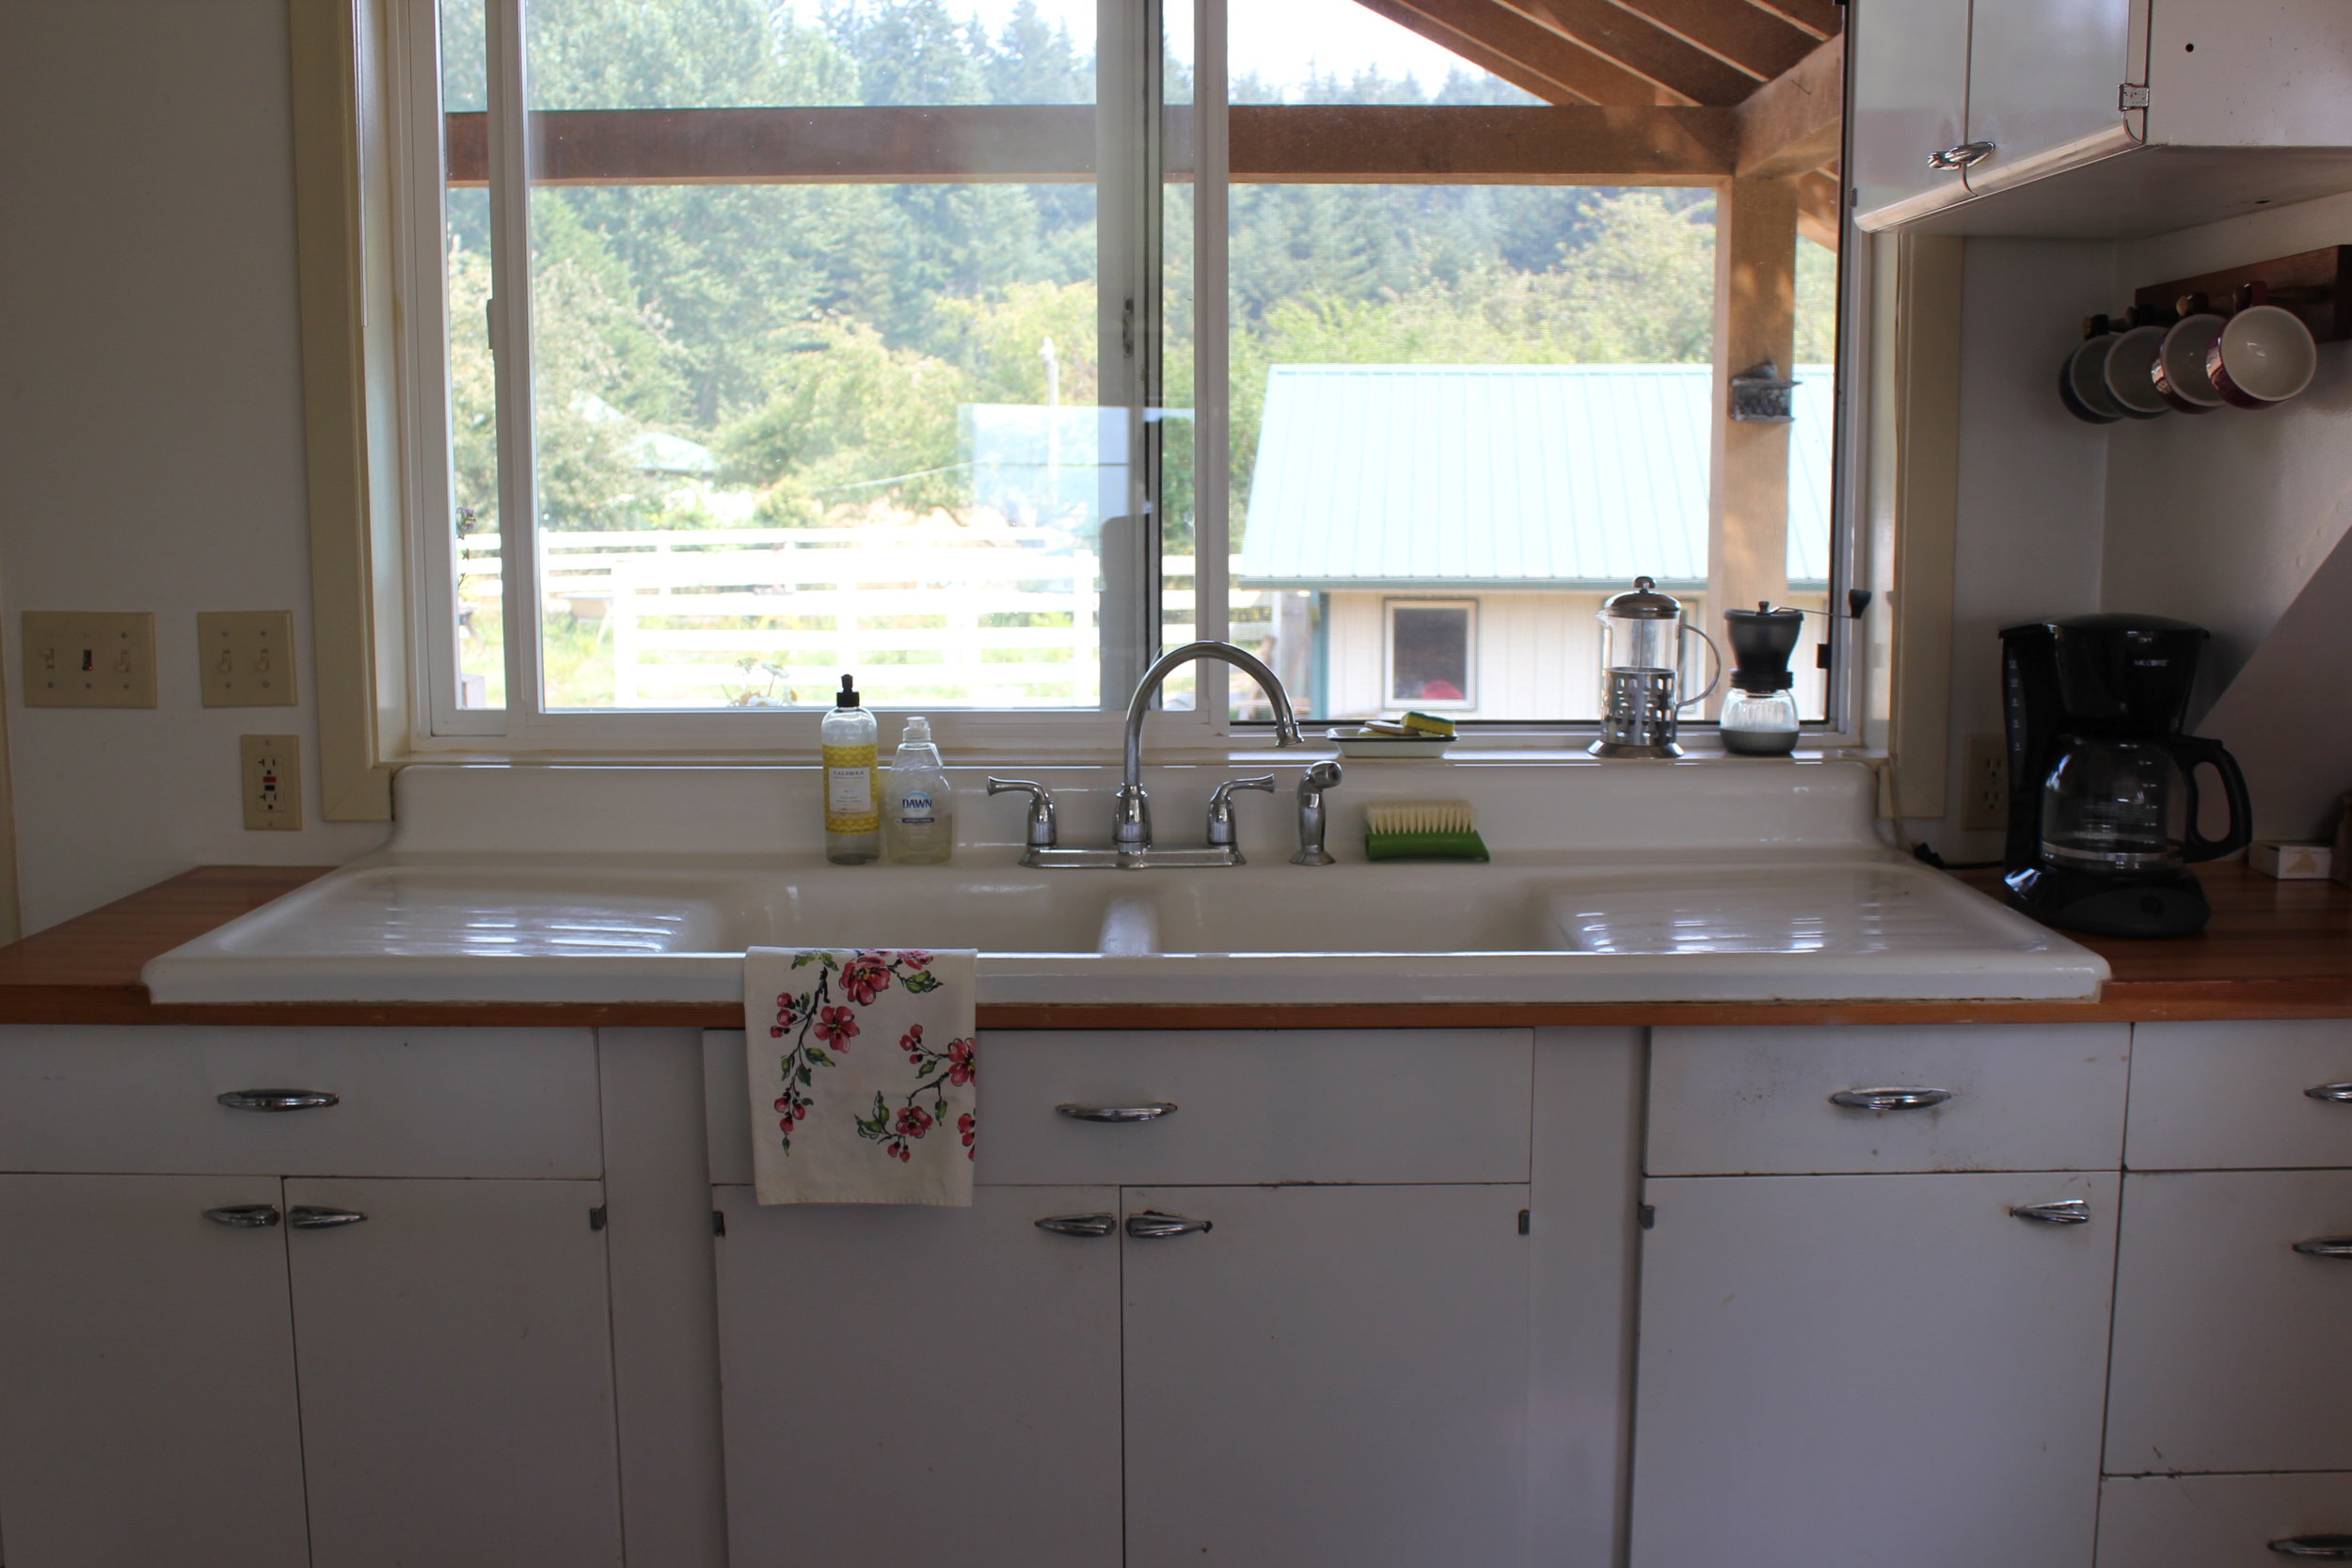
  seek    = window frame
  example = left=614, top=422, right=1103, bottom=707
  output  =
left=349, top=0, right=1878, bottom=774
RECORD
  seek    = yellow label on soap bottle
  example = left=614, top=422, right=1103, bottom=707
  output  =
left=822, top=742, right=880, bottom=833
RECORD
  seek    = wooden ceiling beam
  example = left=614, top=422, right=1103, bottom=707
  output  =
left=1736, top=0, right=1843, bottom=44
left=1499, top=0, right=1764, bottom=103
left=1585, top=0, right=1820, bottom=83
left=1735, top=33, right=1843, bottom=177
left=1349, top=0, right=1684, bottom=106
left=444, top=104, right=1740, bottom=187
left=1795, top=167, right=1843, bottom=250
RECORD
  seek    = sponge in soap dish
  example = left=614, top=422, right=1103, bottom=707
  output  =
left=1363, top=800, right=1489, bottom=862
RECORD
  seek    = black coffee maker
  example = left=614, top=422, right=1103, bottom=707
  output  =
left=2000, top=614, right=2251, bottom=937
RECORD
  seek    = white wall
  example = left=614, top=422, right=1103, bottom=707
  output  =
left=0, top=0, right=389, bottom=934
left=1931, top=238, right=2113, bottom=862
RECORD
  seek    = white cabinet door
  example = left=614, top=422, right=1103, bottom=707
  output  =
left=1963, top=0, right=2142, bottom=193
left=286, top=1177, right=623, bottom=1568
left=1631, top=1172, right=2118, bottom=1568
left=0, top=1175, right=310, bottom=1568
left=712, top=1184, right=1124, bottom=1568
left=1851, top=0, right=1972, bottom=225
left=1121, top=1184, right=1531, bottom=1568
left=2106, top=1170, right=2352, bottom=1475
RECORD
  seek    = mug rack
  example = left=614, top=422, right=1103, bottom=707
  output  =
left=2128, top=244, right=2352, bottom=340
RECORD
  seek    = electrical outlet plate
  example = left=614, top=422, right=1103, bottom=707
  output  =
left=241, top=735, right=303, bottom=831
left=22, top=611, right=157, bottom=708
left=199, top=610, right=297, bottom=707
left=1962, top=733, right=2009, bottom=833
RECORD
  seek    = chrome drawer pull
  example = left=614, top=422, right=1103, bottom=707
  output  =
left=288, top=1206, right=369, bottom=1229
left=1057, top=1102, right=1176, bottom=1123
left=1125, top=1210, right=1212, bottom=1240
left=2011, top=1200, right=2090, bottom=1226
left=2306, top=1083, right=2352, bottom=1103
left=217, top=1089, right=340, bottom=1112
left=2292, top=1236, right=2352, bottom=1259
left=1927, top=140, right=1995, bottom=171
left=2270, top=1538, right=2352, bottom=1559
left=202, top=1204, right=282, bottom=1228
left=1033, top=1213, right=1116, bottom=1238
left=1829, top=1087, right=1953, bottom=1112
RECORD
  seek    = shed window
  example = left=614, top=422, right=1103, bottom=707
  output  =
left=1387, top=600, right=1475, bottom=709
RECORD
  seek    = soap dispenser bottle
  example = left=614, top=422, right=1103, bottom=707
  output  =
left=883, top=716, right=954, bottom=865
left=821, top=673, right=880, bottom=863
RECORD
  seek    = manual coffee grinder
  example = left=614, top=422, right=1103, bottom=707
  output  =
left=1589, top=577, right=1721, bottom=759
left=1719, top=603, right=1807, bottom=755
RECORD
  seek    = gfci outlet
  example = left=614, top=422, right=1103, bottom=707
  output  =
left=241, top=735, right=303, bottom=831
left=22, top=611, right=157, bottom=707
left=199, top=610, right=297, bottom=706
left=1962, top=733, right=2009, bottom=833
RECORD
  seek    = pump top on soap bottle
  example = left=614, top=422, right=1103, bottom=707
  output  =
left=821, top=673, right=880, bottom=863
left=883, top=716, right=953, bottom=865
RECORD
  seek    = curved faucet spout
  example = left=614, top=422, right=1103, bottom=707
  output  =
left=1117, top=641, right=1304, bottom=850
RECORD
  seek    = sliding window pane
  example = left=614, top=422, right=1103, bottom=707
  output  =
left=516, top=0, right=1108, bottom=710
left=441, top=0, right=502, bottom=707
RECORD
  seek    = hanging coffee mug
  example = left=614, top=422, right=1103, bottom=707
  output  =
left=2152, top=293, right=2226, bottom=415
left=2103, top=321, right=2171, bottom=420
left=2058, top=315, right=2125, bottom=425
left=2208, top=284, right=2318, bottom=409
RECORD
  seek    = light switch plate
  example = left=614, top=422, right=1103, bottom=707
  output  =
left=198, top=610, right=297, bottom=706
left=22, top=611, right=158, bottom=708
left=241, top=734, right=303, bottom=831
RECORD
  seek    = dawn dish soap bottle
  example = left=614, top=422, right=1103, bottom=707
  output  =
left=821, top=673, right=881, bottom=864
left=883, top=716, right=954, bottom=865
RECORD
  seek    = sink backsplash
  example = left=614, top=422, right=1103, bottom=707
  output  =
left=388, top=757, right=1885, bottom=863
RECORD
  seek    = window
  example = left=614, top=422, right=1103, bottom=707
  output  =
left=1386, top=599, right=1476, bottom=710
left=380, top=0, right=1857, bottom=755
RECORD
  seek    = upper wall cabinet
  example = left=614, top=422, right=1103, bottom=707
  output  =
left=1855, top=0, right=2352, bottom=238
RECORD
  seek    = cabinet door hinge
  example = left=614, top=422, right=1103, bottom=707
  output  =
left=588, top=1205, right=607, bottom=1231
left=1638, top=1203, right=1657, bottom=1230
left=1518, top=1208, right=1531, bottom=1235
left=2120, top=83, right=2152, bottom=110
left=712, top=1209, right=727, bottom=1237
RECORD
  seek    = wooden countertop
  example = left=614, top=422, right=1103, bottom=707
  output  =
left=1, top=862, right=2346, bottom=1029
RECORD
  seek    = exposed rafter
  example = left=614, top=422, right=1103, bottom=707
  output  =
left=1795, top=166, right=1843, bottom=250
left=1351, top=0, right=1685, bottom=105
left=1737, top=0, right=1843, bottom=44
left=1735, top=33, right=1843, bottom=176
left=1589, top=0, right=1820, bottom=84
left=1497, top=0, right=1760, bottom=103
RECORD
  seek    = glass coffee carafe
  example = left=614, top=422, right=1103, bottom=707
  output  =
left=2038, top=734, right=2249, bottom=875
left=1589, top=578, right=1720, bottom=759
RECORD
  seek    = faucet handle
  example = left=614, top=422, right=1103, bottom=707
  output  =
left=1205, top=774, right=1277, bottom=850
left=986, top=777, right=1058, bottom=850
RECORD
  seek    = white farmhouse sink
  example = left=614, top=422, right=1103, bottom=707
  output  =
left=143, top=761, right=2107, bottom=1006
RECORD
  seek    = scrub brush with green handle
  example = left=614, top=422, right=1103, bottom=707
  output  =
left=1363, top=800, right=1489, bottom=862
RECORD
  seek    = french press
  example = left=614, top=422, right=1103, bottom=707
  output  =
left=1589, top=577, right=1721, bottom=759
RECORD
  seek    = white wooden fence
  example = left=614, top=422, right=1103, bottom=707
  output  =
left=459, top=528, right=1263, bottom=707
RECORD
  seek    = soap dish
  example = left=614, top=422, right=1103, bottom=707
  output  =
left=1327, top=726, right=1450, bottom=759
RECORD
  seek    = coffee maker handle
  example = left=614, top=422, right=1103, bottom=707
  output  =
left=1675, top=624, right=1724, bottom=711
left=2176, top=737, right=2254, bottom=863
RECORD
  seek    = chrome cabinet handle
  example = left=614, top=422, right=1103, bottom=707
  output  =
left=1056, top=1101, right=1176, bottom=1122
left=1829, top=1086, right=1954, bottom=1112
left=217, top=1089, right=340, bottom=1112
left=288, top=1206, right=369, bottom=1229
left=2011, top=1199, right=2091, bottom=1226
left=1927, top=141, right=1995, bottom=170
left=2306, top=1083, right=2352, bottom=1103
left=1125, top=1210, right=1212, bottom=1240
left=2271, top=1538, right=2352, bottom=1559
left=1033, top=1213, right=1116, bottom=1238
left=202, top=1204, right=282, bottom=1228
left=2292, top=1236, right=2352, bottom=1259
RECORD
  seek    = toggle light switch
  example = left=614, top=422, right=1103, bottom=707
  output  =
left=199, top=610, right=297, bottom=706
left=22, top=612, right=157, bottom=707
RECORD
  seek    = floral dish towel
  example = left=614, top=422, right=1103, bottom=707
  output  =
left=745, top=947, right=977, bottom=1207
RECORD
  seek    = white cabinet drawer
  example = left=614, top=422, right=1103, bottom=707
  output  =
left=2128, top=1021, right=2352, bottom=1170
left=707, top=1028, right=1534, bottom=1187
left=0, top=1026, right=602, bottom=1178
left=2098, top=1473, right=2352, bottom=1567
left=2106, top=1170, right=2352, bottom=1475
left=1646, top=1024, right=2130, bottom=1176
